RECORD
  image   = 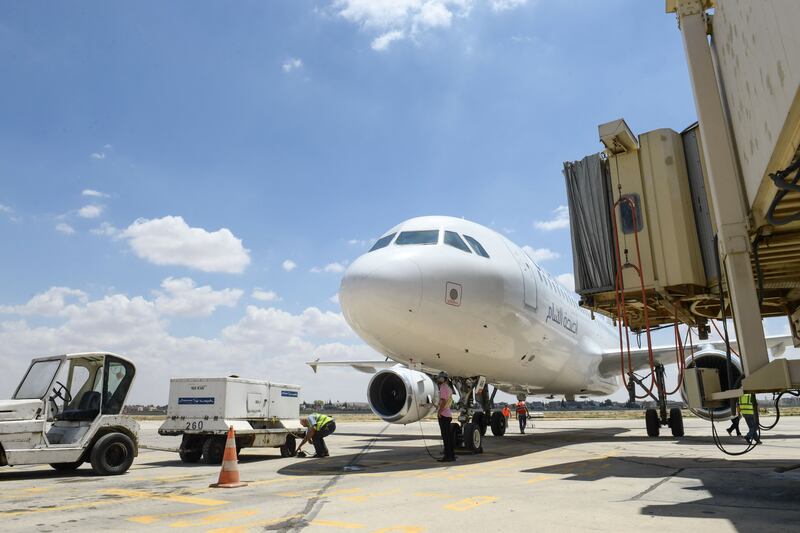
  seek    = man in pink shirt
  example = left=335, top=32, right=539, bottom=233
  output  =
left=436, top=371, right=455, bottom=462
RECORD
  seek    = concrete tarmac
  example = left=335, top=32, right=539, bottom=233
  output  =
left=2, top=417, right=800, bottom=532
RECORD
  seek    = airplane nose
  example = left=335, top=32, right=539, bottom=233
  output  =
left=340, top=256, right=423, bottom=338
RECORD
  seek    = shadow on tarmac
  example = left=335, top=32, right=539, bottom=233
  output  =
left=278, top=424, right=800, bottom=531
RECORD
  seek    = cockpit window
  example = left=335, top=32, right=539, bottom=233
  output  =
left=369, top=233, right=396, bottom=252
left=396, top=230, right=439, bottom=245
left=463, top=235, right=490, bottom=258
left=444, top=231, right=472, bottom=253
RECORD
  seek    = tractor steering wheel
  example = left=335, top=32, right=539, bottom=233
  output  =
left=51, top=380, right=72, bottom=405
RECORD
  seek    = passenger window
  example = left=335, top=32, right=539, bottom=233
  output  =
left=444, top=231, right=472, bottom=253
left=463, top=235, right=490, bottom=258
left=396, top=230, right=439, bottom=245
left=369, top=233, right=396, bottom=252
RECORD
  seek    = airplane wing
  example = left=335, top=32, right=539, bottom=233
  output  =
left=306, top=359, right=401, bottom=374
left=598, top=335, right=794, bottom=378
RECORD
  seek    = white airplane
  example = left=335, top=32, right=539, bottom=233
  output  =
left=310, top=216, right=790, bottom=451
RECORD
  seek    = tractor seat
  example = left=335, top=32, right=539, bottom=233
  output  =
left=56, top=391, right=101, bottom=421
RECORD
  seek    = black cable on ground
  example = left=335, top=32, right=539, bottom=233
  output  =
left=759, top=390, right=800, bottom=431
left=410, top=377, right=443, bottom=460
left=710, top=410, right=757, bottom=456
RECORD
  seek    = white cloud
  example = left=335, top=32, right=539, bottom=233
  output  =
left=372, top=30, right=406, bottom=51
left=490, top=0, right=527, bottom=11
left=522, top=245, right=560, bottom=262
left=556, top=273, right=575, bottom=292
left=282, top=259, right=297, bottom=272
left=0, top=287, right=88, bottom=316
left=82, top=189, right=109, bottom=198
left=55, top=222, right=76, bottom=235
left=334, top=0, right=528, bottom=51
left=534, top=205, right=570, bottom=231
left=153, top=277, right=243, bottom=317
left=90, top=152, right=106, bottom=160
left=282, top=57, right=303, bottom=73
left=91, top=221, right=119, bottom=237
left=311, top=262, right=347, bottom=274
left=252, top=289, right=281, bottom=302
left=78, top=204, right=103, bottom=219
left=329, top=293, right=340, bottom=305
left=0, top=203, right=20, bottom=222
left=118, top=216, right=251, bottom=274
left=0, top=287, right=370, bottom=404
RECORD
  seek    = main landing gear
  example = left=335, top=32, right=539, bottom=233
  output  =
left=627, top=363, right=684, bottom=438
left=447, top=376, right=509, bottom=453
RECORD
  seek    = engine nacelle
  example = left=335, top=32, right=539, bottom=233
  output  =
left=367, top=366, right=439, bottom=424
left=680, top=349, right=743, bottom=421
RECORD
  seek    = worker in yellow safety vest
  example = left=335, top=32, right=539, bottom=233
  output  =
left=738, top=393, right=761, bottom=445
left=298, top=413, right=336, bottom=457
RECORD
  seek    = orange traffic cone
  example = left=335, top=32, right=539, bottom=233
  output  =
left=209, top=426, right=247, bottom=488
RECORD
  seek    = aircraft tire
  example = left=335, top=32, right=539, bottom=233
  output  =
left=450, top=422, right=463, bottom=449
left=490, top=411, right=507, bottom=436
left=463, top=422, right=483, bottom=454
left=472, top=412, right=488, bottom=436
left=669, top=407, right=684, bottom=437
left=645, top=408, right=660, bottom=437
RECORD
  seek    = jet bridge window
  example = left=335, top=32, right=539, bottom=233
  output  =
left=444, top=231, right=472, bottom=253
left=463, top=235, right=490, bottom=258
left=369, top=233, right=396, bottom=252
left=396, top=230, right=439, bottom=245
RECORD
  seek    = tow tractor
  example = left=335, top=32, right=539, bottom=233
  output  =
left=0, top=353, right=139, bottom=475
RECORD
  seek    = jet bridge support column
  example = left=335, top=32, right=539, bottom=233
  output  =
left=670, top=0, right=769, bottom=378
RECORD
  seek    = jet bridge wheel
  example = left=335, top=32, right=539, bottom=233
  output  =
left=490, top=411, right=507, bottom=436
left=668, top=407, right=684, bottom=438
left=645, top=409, right=660, bottom=437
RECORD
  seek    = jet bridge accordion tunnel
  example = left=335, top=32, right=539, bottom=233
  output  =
left=564, top=118, right=799, bottom=337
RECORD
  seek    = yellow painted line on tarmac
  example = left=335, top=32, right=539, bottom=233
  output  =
left=128, top=508, right=215, bottom=525
left=169, top=508, right=259, bottom=528
left=207, top=513, right=303, bottom=533
left=309, top=519, right=366, bottom=529
left=247, top=478, right=292, bottom=487
left=373, top=527, right=425, bottom=533
left=23, top=487, right=51, bottom=494
left=526, top=474, right=555, bottom=485
left=101, top=488, right=228, bottom=506
left=0, top=497, right=128, bottom=516
left=413, top=491, right=453, bottom=499
left=341, top=488, right=398, bottom=503
left=444, top=496, right=497, bottom=511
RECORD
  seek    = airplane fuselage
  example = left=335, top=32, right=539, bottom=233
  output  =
left=339, top=216, right=620, bottom=397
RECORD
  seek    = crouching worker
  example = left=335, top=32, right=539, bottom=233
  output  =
left=297, top=414, right=336, bottom=458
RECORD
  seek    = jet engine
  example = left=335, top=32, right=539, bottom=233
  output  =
left=680, top=348, right=743, bottom=420
left=367, top=366, right=439, bottom=424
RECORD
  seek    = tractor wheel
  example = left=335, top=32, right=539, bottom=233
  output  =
left=90, top=432, right=135, bottom=475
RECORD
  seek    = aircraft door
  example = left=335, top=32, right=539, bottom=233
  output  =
left=507, top=244, right=537, bottom=310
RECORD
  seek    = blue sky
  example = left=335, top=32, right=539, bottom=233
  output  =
left=0, top=1, right=727, bottom=403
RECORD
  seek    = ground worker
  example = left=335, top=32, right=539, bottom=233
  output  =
left=516, top=399, right=529, bottom=434
left=435, top=371, right=455, bottom=462
left=738, top=393, right=761, bottom=445
left=502, top=404, right=510, bottom=419
left=297, top=413, right=336, bottom=457
left=726, top=397, right=742, bottom=437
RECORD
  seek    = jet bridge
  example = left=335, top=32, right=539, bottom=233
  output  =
left=564, top=0, right=800, bottom=412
